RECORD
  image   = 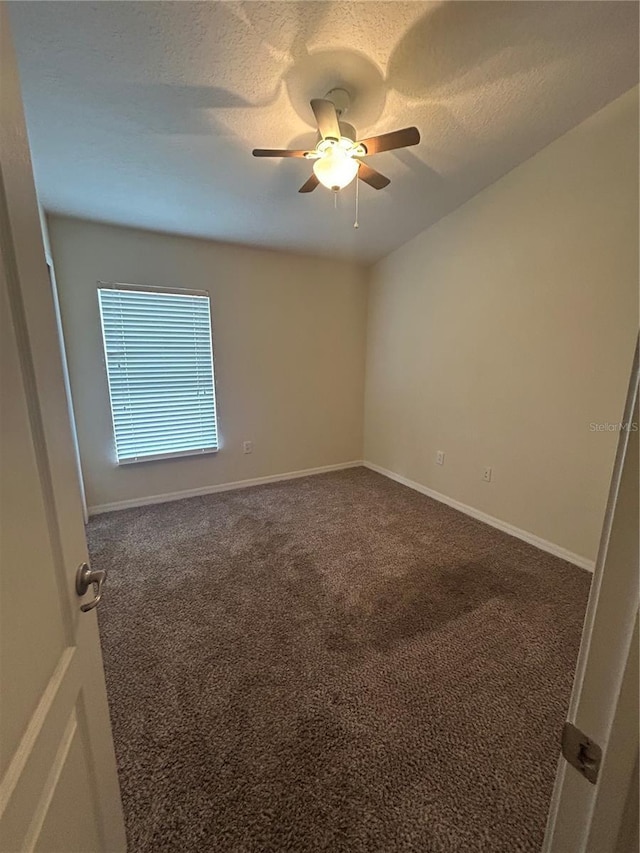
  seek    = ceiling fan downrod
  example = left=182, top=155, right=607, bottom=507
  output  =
left=323, top=87, right=351, bottom=118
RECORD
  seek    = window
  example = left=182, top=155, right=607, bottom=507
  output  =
left=97, top=284, right=218, bottom=464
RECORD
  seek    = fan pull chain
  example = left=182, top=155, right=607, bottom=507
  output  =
left=354, top=168, right=359, bottom=229
left=334, top=190, right=338, bottom=211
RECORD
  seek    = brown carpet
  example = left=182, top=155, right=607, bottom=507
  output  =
left=88, top=467, right=591, bottom=853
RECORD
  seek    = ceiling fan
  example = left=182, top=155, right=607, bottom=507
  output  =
left=252, top=88, right=420, bottom=194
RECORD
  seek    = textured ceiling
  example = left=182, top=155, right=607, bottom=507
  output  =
left=9, top=1, right=639, bottom=262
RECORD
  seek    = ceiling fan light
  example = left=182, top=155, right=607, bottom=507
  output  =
left=312, top=149, right=358, bottom=191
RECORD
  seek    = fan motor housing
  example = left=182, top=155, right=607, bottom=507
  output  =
left=338, top=121, right=356, bottom=142
left=314, top=122, right=357, bottom=150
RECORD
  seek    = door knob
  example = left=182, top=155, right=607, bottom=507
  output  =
left=75, top=562, right=107, bottom=612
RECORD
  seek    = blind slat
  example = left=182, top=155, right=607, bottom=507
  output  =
left=112, top=417, right=218, bottom=432
left=98, top=287, right=219, bottom=464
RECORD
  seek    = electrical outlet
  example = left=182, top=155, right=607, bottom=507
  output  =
left=436, top=450, right=445, bottom=466
left=243, top=441, right=253, bottom=454
left=483, top=466, right=492, bottom=482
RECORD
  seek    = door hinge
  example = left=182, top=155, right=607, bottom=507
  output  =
left=561, top=722, right=602, bottom=784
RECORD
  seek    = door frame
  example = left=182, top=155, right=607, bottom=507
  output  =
left=543, top=339, right=639, bottom=852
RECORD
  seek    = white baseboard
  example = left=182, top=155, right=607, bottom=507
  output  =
left=363, top=461, right=595, bottom=573
left=89, top=459, right=596, bottom=573
left=87, top=460, right=364, bottom=516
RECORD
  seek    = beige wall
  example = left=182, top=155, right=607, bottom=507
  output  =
left=364, top=87, right=639, bottom=563
left=48, top=216, right=367, bottom=509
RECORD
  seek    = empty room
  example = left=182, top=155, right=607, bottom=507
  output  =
left=1, top=2, right=638, bottom=852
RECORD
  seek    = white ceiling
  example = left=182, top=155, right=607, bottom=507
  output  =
left=9, top=1, right=639, bottom=263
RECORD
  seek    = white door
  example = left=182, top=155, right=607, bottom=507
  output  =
left=0, top=8, right=127, bottom=852
left=543, top=343, right=639, bottom=852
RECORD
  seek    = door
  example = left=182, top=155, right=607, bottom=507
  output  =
left=0, top=7, right=127, bottom=852
left=543, top=342, right=639, bottom=852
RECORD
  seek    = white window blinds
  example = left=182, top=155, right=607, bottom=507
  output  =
left=97, top=286, right=219, bottom=464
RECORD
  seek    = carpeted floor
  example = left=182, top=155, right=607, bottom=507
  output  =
left=88, top=467, right=591, bottom=853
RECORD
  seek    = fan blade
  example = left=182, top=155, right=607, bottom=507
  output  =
left=358, top=126, right=420, bottom=155
left=310, top=99, right=341, bottom=141
left=357, top=161, right=390, bottom=190
left=299, top=174, right=320, bottom=194
left=252, top=148, right=308, bottom=158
